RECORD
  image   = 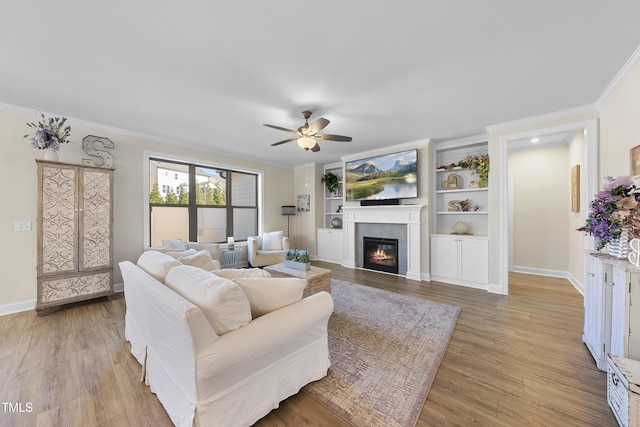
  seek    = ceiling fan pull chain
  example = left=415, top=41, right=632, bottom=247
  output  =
left=305, top=150, right=309, bottom=187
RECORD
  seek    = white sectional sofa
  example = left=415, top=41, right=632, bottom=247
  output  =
left=119, top=251, right=334, bottom=427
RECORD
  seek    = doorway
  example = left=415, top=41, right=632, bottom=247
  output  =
left=497, top=119, right=598, bottom=295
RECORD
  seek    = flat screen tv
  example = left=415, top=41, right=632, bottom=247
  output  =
left=344, top=148, right=418, bottom=201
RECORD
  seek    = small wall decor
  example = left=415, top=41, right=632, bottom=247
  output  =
left=631, top=145, right=640, bottom=176
left=571, top=165, right=580, bottom=212
left=448, top=200, right=461, bottom=212
left=82, top=135, right=114, bottom=168
left=297, top=194, right=310, bottom=212
left=441, top=173, right=461, bottom=190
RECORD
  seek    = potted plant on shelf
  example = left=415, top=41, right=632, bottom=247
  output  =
left=321, top=172, right=340, bottom=196
left=284, top=249, right=310, bottom=271
left=437, top=154, right=490, bottom=187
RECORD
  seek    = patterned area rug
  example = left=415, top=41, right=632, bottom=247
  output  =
left=303, top=279, right=461, bottom=427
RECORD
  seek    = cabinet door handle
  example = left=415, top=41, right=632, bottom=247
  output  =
left=611, top=371, right=619, bottom=386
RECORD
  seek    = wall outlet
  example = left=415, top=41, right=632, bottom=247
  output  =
left=15, top=221, right=32, bottom=231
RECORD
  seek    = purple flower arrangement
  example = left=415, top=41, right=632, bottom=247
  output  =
left=578, top=176, right=640, bottom=250
left=24, top=114, right=71, bottom=152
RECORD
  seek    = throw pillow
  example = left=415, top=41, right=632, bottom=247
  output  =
left=166, top=248, right=198, bottom=259
left=232, top=277, right=306, bottom=318
left=179, top=250, right=218, bottom=271
left=262, top=231, right=283, bottom=251
left=163, top=239, right=187, bottom=251
left=137, top=251, right=182, bottom=282
left=165, top=265, right=251, bottom=335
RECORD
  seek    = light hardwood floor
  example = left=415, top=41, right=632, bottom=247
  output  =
left=0, top=263, right=617, bottom=426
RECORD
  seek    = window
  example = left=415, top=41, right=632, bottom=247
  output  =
left=149, top=158, right=258, bottom=247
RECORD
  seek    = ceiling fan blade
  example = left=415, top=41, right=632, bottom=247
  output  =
left=310, top=143, right=321, bottom=152
left=315, top=133, right=352, bottom=142
left=307, top=118, right=330, bottom=134
left=270, top=137, right=298, bottom=146
left=264, top=124, right=298, bottom=134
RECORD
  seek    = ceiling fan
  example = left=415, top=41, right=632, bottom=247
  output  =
left=264, top=111, right=352, bottom=152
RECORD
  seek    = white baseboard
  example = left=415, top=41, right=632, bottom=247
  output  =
left=0, top=299, right=36, bottom=316
left=1, top=285, right=125, bottom=317
left=512, top=266, right=584, bottom=295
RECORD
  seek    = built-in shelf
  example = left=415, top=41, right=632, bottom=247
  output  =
left=322, top=163, right=344, bottom=229
left=436, top=211, right=489, bottom=215
left=436, top=188, right=488, bottom=194
left=431, top=134, right=490, bottom=290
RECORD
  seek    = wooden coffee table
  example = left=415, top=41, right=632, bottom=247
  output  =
left=264, top=263, right=331, bottom=297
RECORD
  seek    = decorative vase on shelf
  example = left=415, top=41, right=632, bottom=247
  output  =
left=608, top=228, right=631, bottom=259
left=44, top=148, right=59, bottom=162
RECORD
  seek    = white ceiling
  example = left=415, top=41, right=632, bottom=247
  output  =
left=2, top=1, right=640, bottom=167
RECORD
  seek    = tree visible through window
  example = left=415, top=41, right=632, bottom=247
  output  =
left=148, top=158, right=258, bottom=246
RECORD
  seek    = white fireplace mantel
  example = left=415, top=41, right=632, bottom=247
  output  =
left=342, top=204, right=424, bottom=281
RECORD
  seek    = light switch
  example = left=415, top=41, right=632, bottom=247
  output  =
left=15, top=221, right=32, bottom=231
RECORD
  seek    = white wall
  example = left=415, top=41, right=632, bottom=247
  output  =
left=487, top=55, right=640, bottom=294
left=599, top=58, right=640, bottom=178
left=0, top=106, right=293, bottom=309
left=568, top=131, right=586, bottom=285
left=290, top=162, right=322, bottom=254
left=509, top=144, right=570, bottom=272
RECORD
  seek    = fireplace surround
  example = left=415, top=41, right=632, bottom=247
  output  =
left=342, top=205, right=424, bottom=280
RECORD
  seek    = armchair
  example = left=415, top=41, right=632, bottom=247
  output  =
left=248, top=231, right=289, bottom=267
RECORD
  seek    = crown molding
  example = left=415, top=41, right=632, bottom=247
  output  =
left=485, top=104, right=598, bottom=134
left=0, top=102, right=294, bottom=169
left=596, top=44, right=640, bottom=108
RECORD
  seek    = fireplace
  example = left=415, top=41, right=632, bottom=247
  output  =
left=363, top=237, right=399, bottom=274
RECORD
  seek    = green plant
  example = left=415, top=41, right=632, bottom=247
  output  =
left=321, top=172, right=340, bottom=194
left=458, top=154, right=490, bottom=187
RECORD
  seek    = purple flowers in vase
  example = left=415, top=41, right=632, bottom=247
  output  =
left=24, top=114, right=71, bottom=152
left=578, top=176, right=640, bottom=250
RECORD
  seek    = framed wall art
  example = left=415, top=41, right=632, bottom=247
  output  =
left=297, top=194, right=310, bottom=212
left=631, top=145, right=640, bottom=176
left=571, top=165, right=580, bottom=212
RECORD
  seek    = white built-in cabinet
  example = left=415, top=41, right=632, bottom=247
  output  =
left=430, top=235, right=488, bottom=288
left=317, top=162, right=344, bottom=264
left=611, top=265, right=640, bottom=359
left=583, top=254, right=613, bottom=370
left=36, top=160, right=114, bottom=313
left=430, top=135, right=489, bottom=289
left=316, top=228, right=343, bottom=263
left=584, top=252, right=640, bottom=371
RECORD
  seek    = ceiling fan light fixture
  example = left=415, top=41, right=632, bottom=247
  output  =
left=297, top=136, right=316, bottom=150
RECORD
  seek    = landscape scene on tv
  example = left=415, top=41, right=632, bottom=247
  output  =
left=345, top=149, right=418, bottom=201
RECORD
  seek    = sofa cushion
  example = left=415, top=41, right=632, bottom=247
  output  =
left=165, top=265, right=251, bottom=335
left=166, top=248, right=198, bottom=259
left=212, top=268, right=272, bottom=280
left=179, top=250, right=218, bottom=271
left=232, top=277, right=307, bottom=318
left=262, top=231, right=283, bottom=251
left=137, top=250, right=182, bottom=282
left=163, top=239, right=187, bottom=251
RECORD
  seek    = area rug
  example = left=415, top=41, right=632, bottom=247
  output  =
left=303, top=279, right=461, bottom=427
